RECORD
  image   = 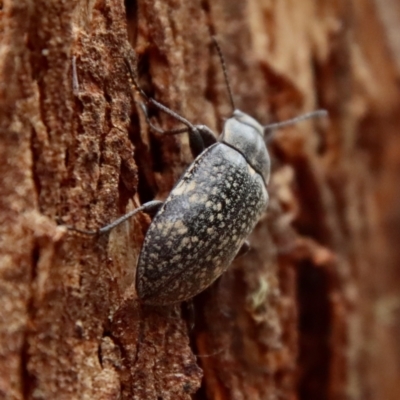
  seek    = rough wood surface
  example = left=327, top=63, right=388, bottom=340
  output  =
left=1, top=0, right=400, bottom=399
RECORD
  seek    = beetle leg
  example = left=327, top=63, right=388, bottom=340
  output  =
left=65, top=200, right=163, bottom=236
left=126, top=58, right=218, bottom=159
left=196, top=125, right=218, bottom=148
left=235, top=240, right=250, bottom=259
left=138, top=101, right=190, bottom=135
left=186, top=128, right=206, bottom=157
left=182, top=300, right=195, bottom=331
left=138, top=101, right=213, bottom=158
left=188, top=125, right=219, bottom=158
left=72, top=56, right=80, bottom=94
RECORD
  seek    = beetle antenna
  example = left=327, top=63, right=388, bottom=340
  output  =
left=264, top=109, right=328, bottom=138
left=212, top=37, right=236, bottom=112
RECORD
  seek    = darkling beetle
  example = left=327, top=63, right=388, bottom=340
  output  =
left=69, top=38, right=327, bottom=305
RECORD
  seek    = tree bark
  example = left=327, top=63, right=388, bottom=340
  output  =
left=1, top=0, right=400, bottom=399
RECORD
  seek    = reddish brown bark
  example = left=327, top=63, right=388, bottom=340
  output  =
left=1, top=0, right=400, bottom=399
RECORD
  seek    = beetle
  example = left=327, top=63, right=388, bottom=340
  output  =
left=69, top=38, right=327, bottom=305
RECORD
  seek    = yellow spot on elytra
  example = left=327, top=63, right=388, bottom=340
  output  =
left=186, top=180, right=196, bottom=192
left=189, top=194, right=199, bottom=203
left=178, top=227, right=188, bottom=235
left=173, top=220, right=188, bottom=235
left=173, top=183, right=186, bottom=196
left=171, top=255, right=181, bottom=262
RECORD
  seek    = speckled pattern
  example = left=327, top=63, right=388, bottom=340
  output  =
left=136, top=143, right=268, bottom=305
